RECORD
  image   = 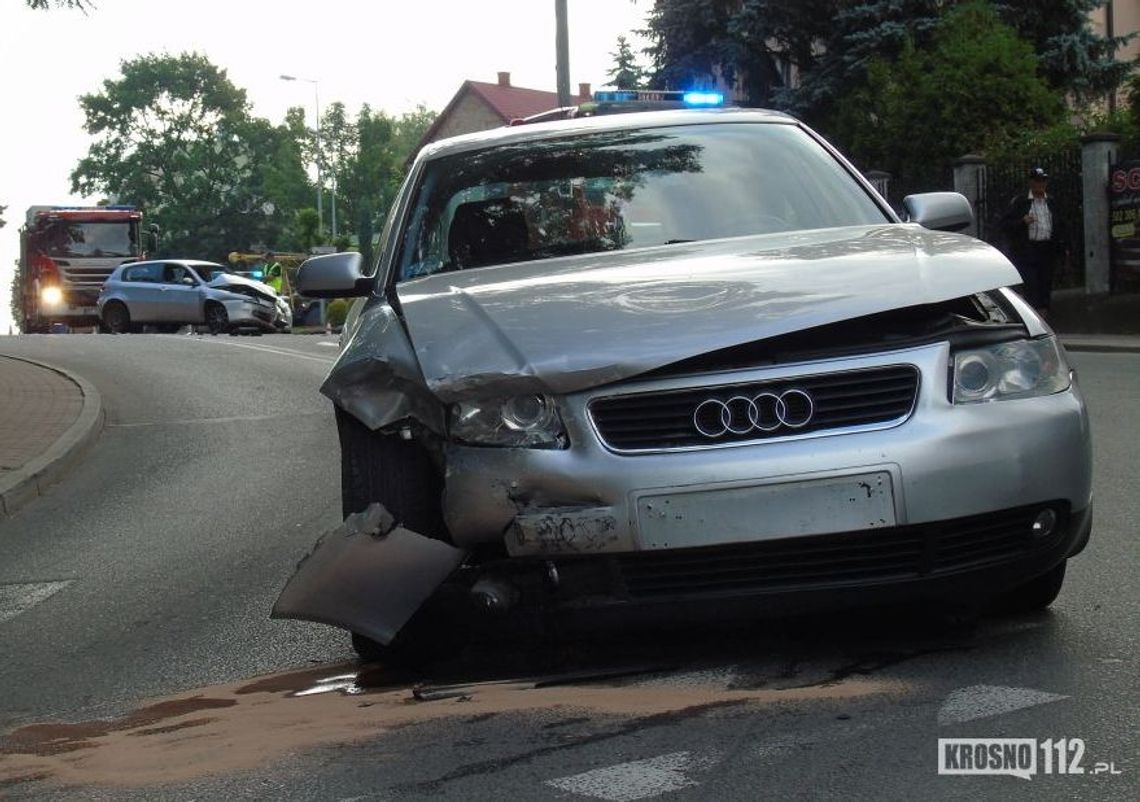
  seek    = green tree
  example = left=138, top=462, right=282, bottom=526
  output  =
left=607, top=35, right=647, bottom=90
left=789, top=0, right=943, bottom=118
left=646, top=0, right=1134, bottom=117
left=70, top=52, right=281, bottom=260
left=9, top=264, right=21, bottom=331
left=644, top=0, right=751, bottom=98
left=997, top=0, right=1136, bottom=101
left=4, top=206, right=16, bottom=330
left=392, top=105, right=437, bottom=164
left=341, top=106, right=396, bottom=268
left=318, top=101, right=357, bottom=244
left=325, top=104, right=437, bottom=267
left=829, top=2, right=1064, bottom=178
left=292, top=208, right=322, bottom=253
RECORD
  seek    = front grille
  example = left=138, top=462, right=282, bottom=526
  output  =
left=617, top=504, right=1065, bottom=600
left=252, top=307, right=273, bottom=322
left=590, top=365, right=919, bottom=451
left=60, top=266, right=117, bottom=288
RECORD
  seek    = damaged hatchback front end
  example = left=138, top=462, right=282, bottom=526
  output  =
left=274, top=110, right=1092, bottom=661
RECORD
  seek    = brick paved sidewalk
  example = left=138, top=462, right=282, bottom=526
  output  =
left=0, top=356, right=83, bottom=474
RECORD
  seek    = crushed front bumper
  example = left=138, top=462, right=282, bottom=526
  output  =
left=223, top=298, right=280, bottom=331
left=475, top=502, right=1092, bottom=619
left=441, top=342, right=1093, bottom=561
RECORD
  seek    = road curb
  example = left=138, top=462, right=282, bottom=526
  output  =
left=0, top=357, right=105, bottom=517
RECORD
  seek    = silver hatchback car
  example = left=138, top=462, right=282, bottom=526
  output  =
left=276, top=109, right=1092, bottom=661
left=98, top=259, right=292, bottom=333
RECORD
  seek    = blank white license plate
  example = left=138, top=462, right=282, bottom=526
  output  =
left=636, top=471, right=896, bottom=550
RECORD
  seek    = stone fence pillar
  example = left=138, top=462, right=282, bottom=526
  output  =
left=953, top=154, right=987, bottom=238
left=864, top=170, right=891, bottom=202
left=1081, top=133, right=1120, bottom=295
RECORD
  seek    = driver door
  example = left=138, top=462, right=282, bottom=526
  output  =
left=157, top=263, right=204, bottom=324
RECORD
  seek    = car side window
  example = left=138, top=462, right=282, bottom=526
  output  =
left=122, top=264, right=161, bottom=283
left=162, top=264, right=193, bottom=285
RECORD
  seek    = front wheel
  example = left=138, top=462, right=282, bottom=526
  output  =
left=337, top=407, right=448, bottom=537
left=338, top=409, right=458, bottom=665
left=204, top=303, right=229, bottom=335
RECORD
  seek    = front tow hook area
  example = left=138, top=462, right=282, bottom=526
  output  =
left=271, top=503, right=469, bottom=646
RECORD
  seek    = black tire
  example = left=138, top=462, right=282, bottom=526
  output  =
left=337, top=408, right=457, bottom=666
left=996, top=561, right=1066, bottom=614
left=205, top=302, right=229, bottom=335
left=336, top=406, right=448, bottom=538
left=102, top=302, right=131, bottom=334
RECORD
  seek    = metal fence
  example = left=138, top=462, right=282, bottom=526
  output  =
left=877, top=165, right=955, bottom=218
left=977, top=150, right=1085, bottom=289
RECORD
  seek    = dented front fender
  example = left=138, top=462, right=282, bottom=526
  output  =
left=321, top=302, right=446, bottom=434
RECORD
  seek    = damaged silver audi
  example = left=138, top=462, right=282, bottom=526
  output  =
left=273, top=108, right=1092, bottom=662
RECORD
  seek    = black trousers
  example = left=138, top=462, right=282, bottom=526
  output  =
left=1012, top=241, right=1057, bottom=310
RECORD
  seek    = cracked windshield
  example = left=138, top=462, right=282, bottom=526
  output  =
left=0, top=1, right=1136, bottom=800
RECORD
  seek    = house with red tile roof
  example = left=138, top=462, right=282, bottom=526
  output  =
left=411, top=72, right=592, bottom=160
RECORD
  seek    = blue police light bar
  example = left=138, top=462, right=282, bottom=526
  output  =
left=252, top=271, right=264, bottom=279
left=593, top=90, right=639, bottom=102
left=683, top=91, right=725, bottom=106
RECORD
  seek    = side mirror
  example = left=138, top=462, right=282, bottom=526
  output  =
left=902, top=192, right=973, bottom=233
left=180, top=277, right=195, bottom=286
left=297, top=252, right=373, bottom=298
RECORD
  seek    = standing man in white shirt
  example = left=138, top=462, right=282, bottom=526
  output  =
left=1001, top=166, right=1067, bottom=313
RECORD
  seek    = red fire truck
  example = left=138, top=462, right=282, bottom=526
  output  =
left=18, top=205, right=156, bottom=332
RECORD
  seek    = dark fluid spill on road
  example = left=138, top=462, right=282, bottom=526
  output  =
left=0, top=771, right=51, bottom=789
left=126, top=717, right=218, bottom=737
left=0, top=697, right=236, bottom=757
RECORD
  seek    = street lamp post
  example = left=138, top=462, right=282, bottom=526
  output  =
left=331, top=173, right=337, bottom=240
left=280, top=74, right=323, bottom=238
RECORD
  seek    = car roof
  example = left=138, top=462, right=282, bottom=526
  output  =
left=415, top=107, right=799, bottom=163
left=116, top=259, right=222, bottom=269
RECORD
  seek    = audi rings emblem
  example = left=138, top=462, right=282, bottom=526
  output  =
left=693, top=389, right=815, bottom=438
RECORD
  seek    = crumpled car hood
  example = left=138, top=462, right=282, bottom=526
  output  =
left=394, top=224, right=1021, bottom=402
left=208, top=273, right=278, bottom=298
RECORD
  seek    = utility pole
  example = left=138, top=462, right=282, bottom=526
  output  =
left=555, top=0, right=571, bottom=107
left=1106, top=0, right=1116, bottom=115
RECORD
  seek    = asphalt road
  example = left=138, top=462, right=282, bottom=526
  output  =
left=0, top=336, right=1136, bottom=801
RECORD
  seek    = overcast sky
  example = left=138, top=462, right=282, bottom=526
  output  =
left=0, top=0, right=652, bottom=333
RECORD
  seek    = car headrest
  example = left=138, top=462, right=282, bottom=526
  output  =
left=447, top=199, right=530, bottom=270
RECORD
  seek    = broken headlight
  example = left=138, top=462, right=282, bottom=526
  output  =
left=449, top=395, right=568, bottom=448
left=952, top=336, right=1071, bottom=404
